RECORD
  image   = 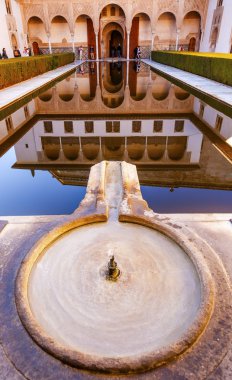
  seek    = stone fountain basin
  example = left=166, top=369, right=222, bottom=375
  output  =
left=16, top=220, right=214, bottom=373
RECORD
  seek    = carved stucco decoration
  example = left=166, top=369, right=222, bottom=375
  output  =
left=157, top=0, right=179, bottom=19
left=23, top=4, right=47, bottom=26
left=6, top=14, right=17, bottom=32
left=132, top=0, right=152, bottom=19
left=72, top=2, right=94, bottom=20
left=48, top=3, right=71, bottom=26
left=183, top=0, right=204, bottom=18
left=99, top=0, right=128, bottom=17
left=100, top=18, right=126, bottom=36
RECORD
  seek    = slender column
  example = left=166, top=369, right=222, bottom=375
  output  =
left=71, top=34, right=75, bottom=54
left=150, top=32, right=155, bottom=58
left=175, top=29, right=180, bottom=51
left=97, top=61, right=100, bottom=85
left=47, top=33, right=52, bottom=54
left=127, top=31, right=130, bottom=60
left=95, top=32, right=99, bottom=60
left=126, top=60, right=129, bottom=85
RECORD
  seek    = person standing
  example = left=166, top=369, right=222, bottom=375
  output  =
left=134, top=46, right=138, bottom=59
left=13, top=46, right=21, bottom=57
left=89, top=45, right=94, bottom=60
left=136, top=46, right=141, bottom=60
left=2, top=48, right=8, bottom=59
left=22, top=47, right=29, bottom=57
left=78, top=45, right=83, bottom=60
left=117, top=43, right=122, bottom=58
left=111, top=44, right=116, bottom=58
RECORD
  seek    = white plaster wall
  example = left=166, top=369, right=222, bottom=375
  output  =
left=11, top=108, right=25, bottom=130
left=28, top=100, right=36, bottom=116
left=136, top=77, right=150, bottom=96
left=74, top=17, right=88, bottom=43
left=0, top=0, right=26, bottom=57
left=14, top=118, right=202, bottom=163
left=28, top=22, right=48, bottom=44
left=31, top=119, right=199, bottom=138
left=194, top=98, right=232, bottom=140
left=187, top=134, right=203, bottom=163
left=181, top=16, right=201, bottom=39
left=0, top=120, right=8, bottom=140
left=199, top=0, right=217, bottom=52
left=215, top=0, right=232, bottom=52
left=14, top=130, right=38, bottom=161
left=138, top=16, right=151, bottom=42
left=200, top=0, right=232, bottom=52
left=156, top=14, right=176, bottom=41
left=0, top=100, right=35, bottom=142
left=0, top=1, right=13, bottom=58
left=11, top=0, right=26, bottom=51
left=76, top=78, right=90, bottom=95
left=50, top=21, right=71, bottom=43
left=152, top=77, right=171, bottom=99
left=56, top=77, right=76, bottom=95
left=200, top=0, right=216, bottom=52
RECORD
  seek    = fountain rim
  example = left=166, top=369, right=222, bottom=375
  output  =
left=15, top=212, right=215, bottom=374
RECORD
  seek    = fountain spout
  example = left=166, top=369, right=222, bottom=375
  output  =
left=106, top=255, right=120, bottom=281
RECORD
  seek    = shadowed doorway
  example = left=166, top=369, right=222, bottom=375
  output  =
left=110, top=30, right=123, bottom=57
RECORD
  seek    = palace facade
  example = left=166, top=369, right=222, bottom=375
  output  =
left=1, top=1, right=231, bottom=59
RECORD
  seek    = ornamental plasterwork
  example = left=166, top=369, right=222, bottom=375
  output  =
left=184, top=0, right=204, bottom=15
left=132, top=7, right=152, bottom=19
left=99, top=0, right=128, bottom=15
left=157, top=0, right=179, bottom=17
left=72, top=2, right=94, bottom=19
left=48, top=3, right=70, bottom=23
left=100, top=18, right=126, bottom=35
left=23, top=4, right=46, bottom=24
left=6, top=14, right=17, bottom=32
left=132, top=0, right=152, bottom=17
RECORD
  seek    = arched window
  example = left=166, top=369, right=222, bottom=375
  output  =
left=5, top=0, right=11, bottom=14
left=111, top=7, right=116, bottom=16
left=101, top=7, right=107, bottom=17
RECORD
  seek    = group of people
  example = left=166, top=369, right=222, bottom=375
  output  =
left=77, top=43, right=142, bottom=60
left=0, top=46, right=31, bottom=60
left=134, top=46, right=141, bottom=60
left=78, top=46, right=95, bottom=60
left=0, top=48, right=8, bottom=59
left=111, top=43, right=122, bottom=58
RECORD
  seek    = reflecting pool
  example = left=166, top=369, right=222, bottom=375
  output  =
left=0, top=61, right=231, bottom=215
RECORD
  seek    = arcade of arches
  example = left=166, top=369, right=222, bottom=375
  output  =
left=23, top=1, right=205, bottom=58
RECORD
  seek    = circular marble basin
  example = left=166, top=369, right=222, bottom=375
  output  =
left=15, top=220, right=212, bottom=373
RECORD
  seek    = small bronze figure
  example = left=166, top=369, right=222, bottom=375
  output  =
left=106, top=255, right=120, bottom=281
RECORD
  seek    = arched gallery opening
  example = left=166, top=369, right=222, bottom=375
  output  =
left=28, top=16, right=47, bottom=54
left=182, top=11, right=201, bottom=51
left=100, top=4, right=126, bottom=58
left=130, top=13, right=151, bottom=59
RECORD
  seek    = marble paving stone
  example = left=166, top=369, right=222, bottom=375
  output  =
left=0, top=61, right=83, bottom=109
left=143, top=59, right=232, bottom=106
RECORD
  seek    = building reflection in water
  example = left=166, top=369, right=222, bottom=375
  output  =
left=12, top=115, right=232, bottom=190
left=37, top=62, right=193, bottom=114
left=7, top=62, right=232, bottom=191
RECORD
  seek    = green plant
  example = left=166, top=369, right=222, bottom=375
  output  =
left=0, top=53, right=75, bottom=89
left=151, top=51, right=232, bottom=86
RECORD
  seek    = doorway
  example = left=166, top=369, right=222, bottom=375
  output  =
left=101, top=23, right=124, bottom=58
left=188, top=37, right=196, bottom=51
left=32, top=41, right=40, bottom=55
left=110, top=30, right=123, bottom=57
